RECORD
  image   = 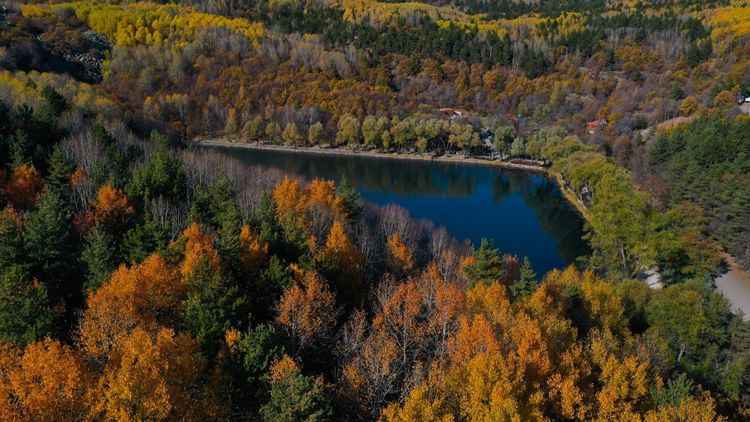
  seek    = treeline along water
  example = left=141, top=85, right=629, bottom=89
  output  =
left=215, top=147, right=590, bottom=275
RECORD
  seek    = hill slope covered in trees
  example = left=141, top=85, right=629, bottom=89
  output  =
left=1, top=0, right=750, bottom=420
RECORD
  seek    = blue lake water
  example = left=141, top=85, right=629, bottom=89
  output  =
left=217, top=147, right=589, bottom=276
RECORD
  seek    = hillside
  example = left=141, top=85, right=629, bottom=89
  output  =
left=0, top=0, right=749, bottom=420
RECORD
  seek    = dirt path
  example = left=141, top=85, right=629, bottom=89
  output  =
left=715, top=255, right=750, bottom=319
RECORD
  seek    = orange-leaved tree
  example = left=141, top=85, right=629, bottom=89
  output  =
left=276, top=270, right=337, bottom=354
left=3, top=164, right=44, bottom=210
left=179, top=222, right=221, bottom=278
left=239, top=224, right=268, bottom=273
left=386, top=233, right=415, bottom=276
left=79, top=254, right=184, bottom=360
left=320, top=220, right=361, bottom=272
left=91, top=327, right=225, bottom=421
left=0, top=339, right=91, bottom=421
left=92, top=184, right=134, bottom=231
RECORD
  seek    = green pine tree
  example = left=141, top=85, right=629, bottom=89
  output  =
left=81, top=225, right=116, bottom=291
left=336, top=176, right=363, bottom=220
left=260, top=362, right=332, bottom=422
left=510, top=257, right=538, bottom=300
left=0, top=265, right=53, bottom=345
left=227, top=323, right=285, bottom=417
left=23, top=189, right=74, bottom=301
left=40, top=85, right=68, bottom=117
left=122, top=209, right=170, bottom=263
left=464, top=238, right=506, bottom=286
left=126, top=144, right=187, bottom=202
left=46, top=145, right=75, bottom=198
left=183, top=258, right=247, bottom=359
left=0, top=211, right=24, bottom=273
left=254, top=192, right=281, bottom=249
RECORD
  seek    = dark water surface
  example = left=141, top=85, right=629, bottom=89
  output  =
left=218, top=147, right=589, bottom=276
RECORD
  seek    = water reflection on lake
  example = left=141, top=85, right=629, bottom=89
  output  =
left=215, top=147, right=590, bottom=276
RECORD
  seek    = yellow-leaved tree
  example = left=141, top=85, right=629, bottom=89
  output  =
left=79, top=254, right=184, bottom=360
left=0, top=339, right=91, bottom=421
left=92, top=327, right=225, bottom=420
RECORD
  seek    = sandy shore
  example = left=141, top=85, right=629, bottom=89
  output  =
left=197, top=140, right=549, bottom=173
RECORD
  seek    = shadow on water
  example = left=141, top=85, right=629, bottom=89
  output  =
left=217, top=147, right=590, bottom=276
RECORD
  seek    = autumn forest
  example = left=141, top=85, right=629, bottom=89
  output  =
left=1, top=0, right=750, bottom=420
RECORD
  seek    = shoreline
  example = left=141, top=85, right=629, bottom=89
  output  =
left=196, top=140, right=549, bottom=172
left=197, top=139, right=750, bottom=318
left=196, top=139, right=594, bottom=222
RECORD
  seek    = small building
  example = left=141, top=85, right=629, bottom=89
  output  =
left=580, top=185, right=593, bottom=205
left=642, top=268, right=664, bottom=289
left=438, top=108, right=466, bottom=120
left=480, top=130, right=499, bottom=159
left=586, top=119, right=607, bottom=135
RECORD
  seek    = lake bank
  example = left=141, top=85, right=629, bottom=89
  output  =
left=197, top=139, right=595, bottom=223
left=197, top=140, right=549, bottom=172
left=196, top=140, right=750, bottom=315
left=198, top=141, right=590, bottom=275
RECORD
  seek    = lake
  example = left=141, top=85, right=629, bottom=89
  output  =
left=215, top=147, right=590, bottom=276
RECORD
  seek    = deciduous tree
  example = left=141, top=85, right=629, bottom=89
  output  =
left=79, top=254, right=184, bottom=359
left=3, top=164, right=43, bottom=210
left=93, top=327, right=224, bottom=421
left=386, top=233, right=415, bottom=276
left=92, top=185, right=134, bottom=232
left=0, top=338, right=90, bottom=421
left=276, top=271, right=337, bottom=353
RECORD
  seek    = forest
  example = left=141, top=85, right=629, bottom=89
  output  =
left=1, top=0, right=750, bottom=420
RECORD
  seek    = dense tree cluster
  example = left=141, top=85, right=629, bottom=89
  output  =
left=1, top=0, right=750, bottom=419
left=649, top=116, right=750, bottom=268
left=12, top=0, right=743, bottom=154
left=0, top=80, right=748, bottom=419
left=0, top=3, right=108, bottom=83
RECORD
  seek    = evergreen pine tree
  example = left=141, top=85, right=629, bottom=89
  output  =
left=46, top=145, right=74, bottom=198
left=336, top=176, right=363, bottom=220
left=510, top=257, right=538, bottom=300
left=41, top=86, right=68, bottom=117
left=218, top=200, right=243, bottom=279
left=226, top=323, right=285, bottom=418
left=81, top=225, right=116, bottom=291
left=10, top=130, right=30, bottom=166
left=123, top=209, right=170, bottom=263
left=126, top=144, right=187, bottom=202
left=23, top=189, right=74, bottom=301
left=255, top=192, right=281, bottom=248
left=464, top=238, right=506, bottom=286
left=0, top=265, right=53, bottom=345
left=183, top=258, right=247, bottom=359
left=260, top=358, right=332, bottom=422
left=0, top=211, right=24, bottom=273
